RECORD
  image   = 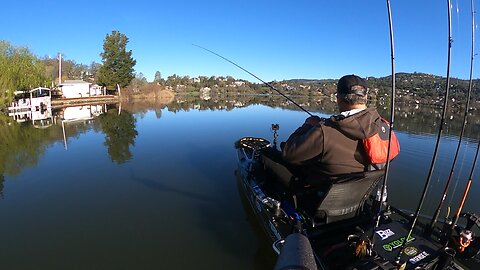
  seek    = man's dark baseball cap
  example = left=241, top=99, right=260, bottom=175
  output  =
left=337, top=74, right=367, bottom=96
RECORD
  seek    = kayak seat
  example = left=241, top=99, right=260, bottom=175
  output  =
left=299, top=170, right=385, bottom=226
left=259, top=149, right=384, bottom=226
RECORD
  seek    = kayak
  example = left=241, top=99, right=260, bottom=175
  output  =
left=234, top=134, right=480, bottom=270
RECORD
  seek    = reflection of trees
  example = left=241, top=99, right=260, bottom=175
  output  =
left=0, top=112, right=97, bottom=185
left=97, top=109, right=138, bottom=164
left=0, top=174, right=4, bottom=198
left=119, top=100, right=168, bottom=118
left=0, top=114, right=60, bottom=176
left=166, top=94, right=479, bottom=139
left=154, top=109, right=162, bottom=119
left=376, top=103, right=479, bottom=139
left=165, top=93, right=337, bottom=114
left=83, top=94, right=479, bottom=140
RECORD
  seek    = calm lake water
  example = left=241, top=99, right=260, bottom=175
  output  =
left=0, top=96, right=479, bottom=269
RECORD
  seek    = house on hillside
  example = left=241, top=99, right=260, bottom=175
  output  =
left=60, top=80, right=104, bottom=98
left=89, top=84, right=103, bottom=96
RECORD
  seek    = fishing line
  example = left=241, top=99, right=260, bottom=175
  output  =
left=193, top=44, right=313, bottom=116
left=372, top=0, right=396, bottom=239
left=455, top=0, right=461, bottom=38
left=396, top=0, right=453, bottom=264
left=447, top=140, right=469, bottom=207
left=428, top=0, right=476, bottom=232
left=449, top=139, right=480, bottom=235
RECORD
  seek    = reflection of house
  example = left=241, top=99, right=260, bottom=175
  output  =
left=62, top=105, right=106, bottom=122
left=7, top=87, right=53, bottom=128
left=8, top=106, right=53, bottom=128
left=61, top=104, right=107, bottom=150
left=200, top=87, right=211, bottom=101
left=60, top=80, right=104, bottom=98
left=31, top=108, right=53, bottom=128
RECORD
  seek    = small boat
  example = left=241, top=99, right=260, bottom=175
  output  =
left=234, top=132, right=480, bottom=270
left=7, top=87, right=52, bottom=113
left=7, top=87, right=53, bottom=127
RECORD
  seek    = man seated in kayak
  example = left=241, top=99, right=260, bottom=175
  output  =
left=280, top=74, right=399, bottom=187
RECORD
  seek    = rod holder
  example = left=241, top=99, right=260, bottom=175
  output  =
left=435, top=247, right=456, bottom=270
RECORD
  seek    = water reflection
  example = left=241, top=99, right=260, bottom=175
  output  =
left=8, top=105, right=53, bottom=128
left=62, top=104, right=107, bottom=122
left=0, top=103, right=138, bottom=177
left=97, top=109, right=138, bottom=164
left=1, top=95, right=478, bottom=180
left=0, top=174, right=4, bottom=198
left=0, top=95, right=478, bottom=269
left=165, top=94, right=480, bottom=139
left=0, top=113, right=59, bottom=176
left=60, top=105, right=108, bottom=150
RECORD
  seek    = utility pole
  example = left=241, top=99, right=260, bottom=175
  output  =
left=58, top=53, right=62, bottom=85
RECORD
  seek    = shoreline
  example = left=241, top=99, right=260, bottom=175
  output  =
left=51, top=95, right=119, bottom=108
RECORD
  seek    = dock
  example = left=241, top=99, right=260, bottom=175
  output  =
left=51, top=95, right=119, bottom=108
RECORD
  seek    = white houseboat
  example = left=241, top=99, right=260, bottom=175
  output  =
left=7, top=87, right=53, bottom=128
left=8, top=87, right=52, bottom=112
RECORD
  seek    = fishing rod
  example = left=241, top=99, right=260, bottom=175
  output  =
left=395, top=0, right=453, bottom=264
left=373, top=0, right=396, bottom=235
left=193, top=44, right=313, bottom=116
left=428, top=0, right=476, bottom=233
left=449, top=140, right=479, bottom=235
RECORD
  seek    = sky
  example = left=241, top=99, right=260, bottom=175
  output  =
left=0, top=0, right=477, bottom=82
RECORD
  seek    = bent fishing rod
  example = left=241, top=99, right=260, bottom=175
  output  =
left=193, top=44, right=313, bottom=116
left=428, top=0, right=476, bottom=233
left=395, top=0, right=453, bottom=264
left=372, top=0, right=396, bottom=238
left=448, top=139, right=480, bottom=239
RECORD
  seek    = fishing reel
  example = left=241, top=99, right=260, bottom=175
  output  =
left=453, top=212, right=480, bottom=260
left=455, top=230, right=473, bottom=253
left=347, top=227, right=375, bottom=259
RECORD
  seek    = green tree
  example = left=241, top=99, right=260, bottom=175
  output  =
left=166, top=74, right=180, bottom=87
left=97, top=30, right=136, bottom=90
left=154, top=71, right=162, bottom=83
left=0, top=40, right=48, bottom=107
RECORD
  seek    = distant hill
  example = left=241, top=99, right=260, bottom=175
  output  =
left=270, top=72, right=479, bottom=109
left=159, top=72, right=478, bottom=110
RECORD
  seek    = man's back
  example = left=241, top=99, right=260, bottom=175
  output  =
left=282, top=108, right=383, bottom=185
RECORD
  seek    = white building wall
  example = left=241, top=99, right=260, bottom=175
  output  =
left=61, top=82, right=91, bottom=98
left=89, top=84, right=103, bottom=96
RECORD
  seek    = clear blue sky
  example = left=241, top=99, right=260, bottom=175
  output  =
left=0, top=0, right=476, bottom=82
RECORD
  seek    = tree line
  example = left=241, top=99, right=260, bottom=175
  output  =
left=0, top=30, right=136, bottom=109
left=162, top=73, right=480, bottom=110
left=2, top=30, right=479, bottom=110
